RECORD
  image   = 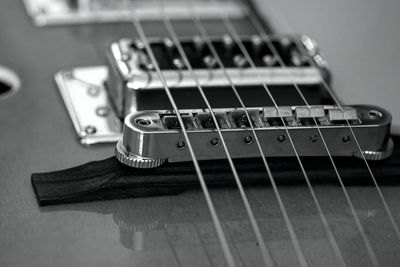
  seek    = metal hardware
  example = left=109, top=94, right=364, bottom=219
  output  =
left=0, top=66, right=21, bottom=101
left=300, top=35, right=328, bottom=69
left=55, top=35, right=331, bottom=144
left=115, top=105, right=393, bottom=168
left=115, top=141, right=166, bottom=168
left=23, top=0, right=247, bottom=26
left=328, top=107, right=358, bottom=122
left=55, top=67, right=122, bottom=145
left=106, top=35, right=328, bottom=118
left=55, top=65, right=330, bottom=144
left=354, top=138, right=394, bottom=161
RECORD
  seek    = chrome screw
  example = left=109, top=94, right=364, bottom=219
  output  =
left=244, top=135, right=253, bottom=144
left=85, top=125, right=97, bottom=135
left=177, top=140, right=186, bottom=149
left=343, top=135, right=351, bottom=143
left=87, top=86, right=100, bottom=97
left=96, top=106, right=110, bottom=117
left=277, top=135, right=286, bottom=142
left=310, top=134, right=318, bottom=143
left=210, top=138, right=220, bottom=146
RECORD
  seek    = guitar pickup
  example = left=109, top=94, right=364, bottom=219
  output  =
left=115, top=105, right=394, bottom=168
left=106, top=35, right=329, bottom=118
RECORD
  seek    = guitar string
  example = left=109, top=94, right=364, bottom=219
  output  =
left=236, top=11, right=379, bottom=266
left=243, top=2, right=400, bottom=246
left=208, top=0, right=349, bottom=265
left=290, top=33, right=400, bottom=243
left=187, top=0, right=310, bottom=266
left=159, top=1, right=276, bottom=266
left=126, top=0, right=344, bottom=266
left=217, top=4, right=381, bottom=267
left=197, top=1, right=347, bottom=266
left=243, top=0, right=400, bottom=256
left=124, top=2, right=237, bottom=266
left=125, top=1, right=388, bottom=266
left=221, top=6, right=349, bottom=266
left=230, top=1, right=385, bottom=265
left=239, top=12, right=384, bottom=267
left=211, top=0, right=384, bottom=265
left=133, top=22, right=236, bottom=267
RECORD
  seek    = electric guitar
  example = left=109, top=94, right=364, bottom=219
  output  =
left=1, top=0, right=400, bottom=266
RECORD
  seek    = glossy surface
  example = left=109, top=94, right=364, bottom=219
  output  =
left=1, top=0, right=400, bottom=266
left=257, top=0, right=400, bottom=134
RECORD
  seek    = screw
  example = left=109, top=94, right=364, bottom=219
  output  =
left=177, top=140, right=186, bottom=149
left=203, top=55, right=217, bottom=68
left=239, top=115, right=249, bottom=128
left=163, top=38, right=174, bottom=49
left=367, top=110, right=382, bottom=120
left=251, top=35, right=262, bottom=47
left=121, top=53, right=131, bottom=61
left=193, top=35, right=204, bottom=51
left=310, top=134, right=318, bottom=143
left=222, top=34, right=233, bottom=49
left=244, top=135, right=253, bottom=144
left=280, top=37, right=292, bottom=49
left=342, top=135, right=351, bottom=143
left=277, top=135, right=286, bottom=142
left=145, top=63, right=154, bottom=70
left=263, top=55, right=277, bottom=66
left=134, top=40, right=145, bottom=50
left=233, top=55, right=247, bottom=68
left=87, top=86, right=100, bottom=97
left=173, top=58, right=185, bottom=69
left=291, top=53, right=304, bottom=67
left=84, top=125, right=97, bottom=135
left=210, top=138, right=219, bottom=146
left=135, top=118, right=152, bottom=126
left=96, top=106, right=110, bottom=117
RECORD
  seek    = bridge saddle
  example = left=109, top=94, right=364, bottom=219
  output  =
left=115, top=105, right=393, bottom=168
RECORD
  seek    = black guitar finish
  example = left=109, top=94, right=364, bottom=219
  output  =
left=1, top=0, right=400, bottom=266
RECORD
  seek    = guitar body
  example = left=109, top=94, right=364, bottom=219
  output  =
left=1, top=0, right=399, bottom=266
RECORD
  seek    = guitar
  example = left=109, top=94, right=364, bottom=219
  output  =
left=1, top=0, right=400, bottom=266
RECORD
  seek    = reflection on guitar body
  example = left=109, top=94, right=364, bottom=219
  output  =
left=1, top=0, right=400, bottom=266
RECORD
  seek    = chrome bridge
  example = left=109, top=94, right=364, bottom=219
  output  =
left=115, top=105, right=393, bottom=168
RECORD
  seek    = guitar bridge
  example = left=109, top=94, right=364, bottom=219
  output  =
left=115, top=105, right=393, bottom=168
